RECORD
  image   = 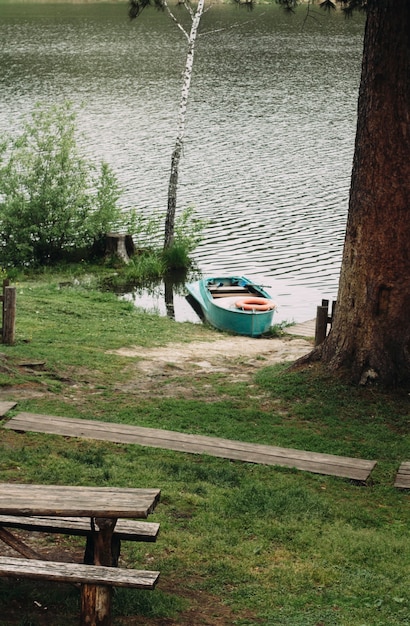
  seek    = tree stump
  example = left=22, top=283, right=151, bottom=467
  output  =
left=105, top=234, right=135, bottom=264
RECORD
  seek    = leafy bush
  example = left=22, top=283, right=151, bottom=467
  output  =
left=162, top=206, right=207, bottom=269
left=101, top=250, right=167, bottom=289
left=0, top=102, right=125, bottom=267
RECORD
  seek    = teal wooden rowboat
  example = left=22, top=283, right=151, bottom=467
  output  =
left=185, top=276, right=276, bottom=337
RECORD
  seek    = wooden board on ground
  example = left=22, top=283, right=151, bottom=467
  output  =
left=0, top=401, right=16, bottom=417
left=394, top=462, right=410, bottom=489
left=4, top=412, right=377, bottom=481
left=285, top=319, right=316, bottom=337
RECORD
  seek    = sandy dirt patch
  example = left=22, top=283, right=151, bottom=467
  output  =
left=112, top=336, right=312, bottom=368
left=109, top=335, right=313, bottom=399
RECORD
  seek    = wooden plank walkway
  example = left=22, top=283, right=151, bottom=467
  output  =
left=0, top=401, right=16, bottom=417
left=394, top=462, right=410, bottom=489
left=5, top=412, right=376, bottom=481
left=286, top=319, right=315, bottom=337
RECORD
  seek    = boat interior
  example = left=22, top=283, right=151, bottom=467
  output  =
left=207, top=284, right=260, bottom=299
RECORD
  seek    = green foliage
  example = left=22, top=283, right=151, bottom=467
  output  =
left=0, top=102, right=125, bottom=267
left=128, top=0, right=165, bottom=21
left=161, top=242, right=190, bottom=270
left=100, top=206, right=206, bottom=289
left=126, top=252, right=167, bottom=282
left=162, top=206, right=207, bottom=270
left=102, top=250, right=167, bottom=288
left=276, top=0, right=367, bottom=16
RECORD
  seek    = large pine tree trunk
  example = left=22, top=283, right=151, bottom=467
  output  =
left=313, top=0, right=410, bottom=386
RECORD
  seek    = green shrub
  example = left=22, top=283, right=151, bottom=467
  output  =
left=0, top=102, right=124, bottom=267
left=114, top=251, right=166, bottom=286
left=162, top=206, right=207, bottom=270
left=162, top=241, right=191, bottom=270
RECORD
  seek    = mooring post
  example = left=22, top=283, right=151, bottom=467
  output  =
left=330, top=300, right=337, bottom=327
left=315, top=299, right=329, bottom=346
left=1, top=279, right=9, bottom=334
left=2, top=286, right=16, bottom=345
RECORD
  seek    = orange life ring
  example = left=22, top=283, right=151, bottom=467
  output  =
left=235, top=297, right=275, bottom=312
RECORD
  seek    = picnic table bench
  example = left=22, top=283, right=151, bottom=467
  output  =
left=0, top=555, right=159, bottom=588
left=0, top=483, right=161, bottom=626
left=0, top=514, right=159, bottom=543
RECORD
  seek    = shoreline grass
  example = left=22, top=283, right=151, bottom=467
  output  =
left=0, top=269, right=408, bottom=625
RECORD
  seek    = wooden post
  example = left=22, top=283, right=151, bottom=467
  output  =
left=315, top=300, right=329, bottom=346
left=2, top=286, right=16, bottom=345
left=80, top=518, right=117, bottom=626
left=1, top=279, right=9, bottom=339
left=330, top=300, right=337, bottom=327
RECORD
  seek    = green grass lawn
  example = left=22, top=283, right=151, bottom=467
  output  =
left=0, top=270, right=408, bottom=625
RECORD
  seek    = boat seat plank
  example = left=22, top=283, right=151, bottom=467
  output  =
left=5, top=413, right=376, bottom=481
left=0, top=515, right=159, bottom=542
left=211, top=292, right=250, bottom=298
left=394, top=462, right=410, bottom=489
left=0, top=555, right=159, bottom=589
left=208, top=286, right=249, bottom=294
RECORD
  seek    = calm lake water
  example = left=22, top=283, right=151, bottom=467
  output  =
left=0, top=2, right=365, bottom=323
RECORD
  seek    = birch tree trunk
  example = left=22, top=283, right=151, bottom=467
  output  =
left=163, top=0, right=205, bottom=250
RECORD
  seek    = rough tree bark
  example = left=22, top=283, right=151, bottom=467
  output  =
left=304, top=0, right=410, bottom=386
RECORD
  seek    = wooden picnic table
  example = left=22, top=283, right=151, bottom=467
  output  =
left=0, top=483, right=161, bottom=625
left=0, top=483, right=160, bottom=518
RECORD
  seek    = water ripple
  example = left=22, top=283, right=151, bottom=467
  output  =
left=0, top=4, right=365, bottom=320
